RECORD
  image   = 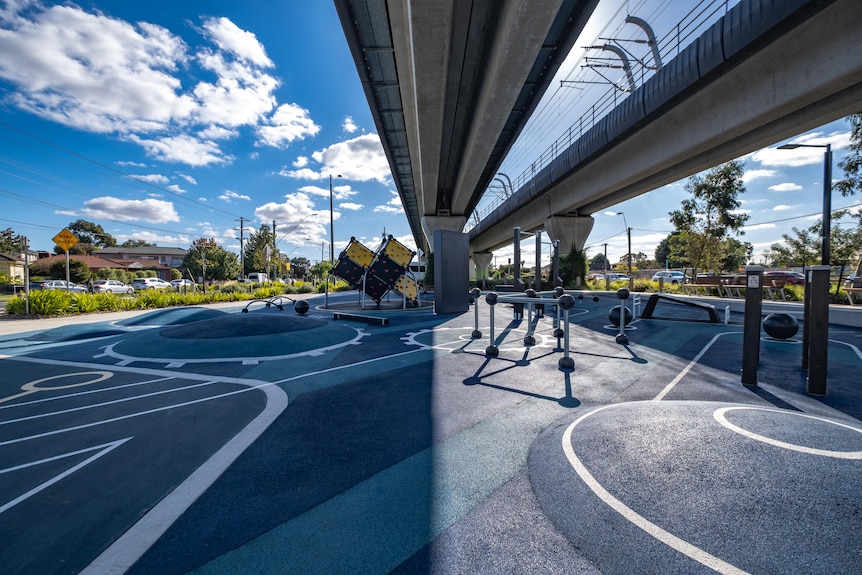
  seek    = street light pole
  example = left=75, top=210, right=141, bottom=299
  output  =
left=329, top=174, right=335, bottom=266
left=777, top=143, right=832, bottom=266
left=615, top=211, right=633, bottom=290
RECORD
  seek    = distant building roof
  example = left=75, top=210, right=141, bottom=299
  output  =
left=99, top=246, right=186, bottom=256
left=32, top=254, right=141, bottom=270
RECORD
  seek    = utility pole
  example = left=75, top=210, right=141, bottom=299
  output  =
left=236, top=217, right=246, bottom=280
left=272, top=220, right=277, bottom=281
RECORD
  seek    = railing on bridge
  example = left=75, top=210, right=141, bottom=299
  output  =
left=465, top=0, right=733, bottom=231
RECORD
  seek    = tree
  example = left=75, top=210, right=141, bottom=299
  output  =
left=835, top=113, right=862, bottom=203
left=182, top=238, right=240, bottom=282
left=54, top=219, right=117, bottom=255
left=289, top=256, right=311, bottom=279
left=721, top=237, right=753, bottom=271
left=243, top=224, right=276, bottom=275
left=0, top=227, right=23, bottom=254
left=309, top=260, right=332, bottom=281
left=655, top=233, right=686, bottom=268
left=48, top=259, right=91, bottom=283
left=668, top=161, right=749, bottom=274
left=590, top=252, right=609, bottom=268
left=121, top=239, right=157, bottom=247
left=560, top=246, right=587, bottom=288
left=770, top=215, right=862, bottom=269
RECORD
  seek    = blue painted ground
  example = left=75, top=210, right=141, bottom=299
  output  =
left=0, top=290, right=860, bottom=574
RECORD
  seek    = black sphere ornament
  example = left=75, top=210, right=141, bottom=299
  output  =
left=608, top=305, right=632, bottom=327
left=616, top=288, right=630, bottom=300
left=763, top=313, right=799, bottom=339
left=485, top=292, right=498, bottom=305
left=558, top=294, right=575, bottom=311
left=294, top=300, right=309, bottom=315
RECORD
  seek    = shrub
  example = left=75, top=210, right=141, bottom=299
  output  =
left=71, top=293, right=99, bottom=313
left=27, top=290, right=71, bottom=315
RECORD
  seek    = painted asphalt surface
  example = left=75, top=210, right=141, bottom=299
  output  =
left=0, top=291, right=860, bottom=574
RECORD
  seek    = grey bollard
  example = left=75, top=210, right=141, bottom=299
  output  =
left=485, top=292, right=499, bottom=357
left=524, top=289, right=537, bottom=345
left=553, top=287, right=565, bottom=338
left=615, top=288, right=630, bottom=344
left=471, top=287, right=482, bottom=339
left=558, top=294, right=575, bottom=370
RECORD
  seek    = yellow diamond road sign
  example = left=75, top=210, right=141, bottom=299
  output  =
left=53, top=228, right=79, bottom=252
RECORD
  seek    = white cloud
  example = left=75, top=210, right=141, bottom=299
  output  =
left=742, top=169, right=776, bottom=182
left=343, top=116, right=358, bottom=133
left=253, top=192, right=329, bottom=244
left=281, top=133, right=391, bottom=183
left=76, top=196, right=180, bottom=222
left=752, top=131, right=851, bottom=167
left=0, top=4, right=307, bottom=167
left=768, top=183, right=802, bottom=192
left=742, top=223, right=778, bottom=232
left=339, top=202, right=364, bottom=211
left=773, top=205, right=793, bottom=211
left=295, top=184, right=356, bottom=201
left=130, top=173, right=169, bottom=184
left=256, top=103, right=320, bottom=148
left=374, top=190, right=404, bottom=214
left=200, top=17, right=273, bottom=68
left=166, top=184, right=186, bottom=194
left=177, top=172, right=197, bottom=185
left=293, top=156, right=309, bottom=168
left=114, top=230, right=192, bottom=246
left=128, top=133, right=232, bottom=166
left=218, top=190, right=251, bottom=202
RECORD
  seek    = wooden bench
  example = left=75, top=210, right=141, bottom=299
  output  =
left=720, top=276, right=747, bottom=298
left=681, top=276, right=724, bottom=296
left=846, top=287, right=862, bottom=306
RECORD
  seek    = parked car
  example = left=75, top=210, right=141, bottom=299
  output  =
left=606, top=273, right=631, bottom=282
left=763, top=270, right=805, bottom=285
left=92, top=279, right=134, bottom=294
left=171, top=279, right=196, bottom=290
left=131, top=277, right=171, bottom=290
left=651, top=270, right=690, bottom=284
left=28, top=279, right=87, bottom=292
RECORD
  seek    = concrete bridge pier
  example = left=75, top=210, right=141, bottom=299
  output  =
left=471, top=252, right=493, bottom=289
left=544, top=215, right=594, bottom=255
left=422, top=215, right=469, bottom=313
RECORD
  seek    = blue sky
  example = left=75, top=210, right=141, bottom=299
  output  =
left=0, top=1, right=858, bottom=270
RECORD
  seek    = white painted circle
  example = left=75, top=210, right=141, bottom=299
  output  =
left=713, top=406, right=862, bottom=459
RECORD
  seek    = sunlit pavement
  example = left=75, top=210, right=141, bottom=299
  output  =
left=0, top=291, right=860, bottom=574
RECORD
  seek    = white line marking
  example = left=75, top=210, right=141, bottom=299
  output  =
left=653, top=331, right=739, bottom=401
left=99, top=326, right=365, bottom=365
left=0, top=380, right=219, bottom=426
left=80, top=376, right=288, bottom=574
left=0, top=376, right=173, bottom=411
left=562, top=407, right=750, bottom=575
left=0, top=437, right=132, bottom=515
left=830, top=338, right=862, bottom=362
left=713, top=406, right=862, bottom=458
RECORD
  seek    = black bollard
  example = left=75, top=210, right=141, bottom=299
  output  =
left=471, top=287, right=482, bottom=339
left=558, top=294, right=575, bottom=370
left=485, top=292, right=499, bottom=357
left=615, top=288, right=630, bottom=344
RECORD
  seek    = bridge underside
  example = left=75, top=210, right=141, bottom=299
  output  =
left=335, top=0, right=599, bottom=252
left=469, top=0, right=862, bottom=254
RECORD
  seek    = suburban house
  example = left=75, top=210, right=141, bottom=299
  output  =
left=0, top=252, right=24, bottom=283
left=33, top=247, right=187, bottom=280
